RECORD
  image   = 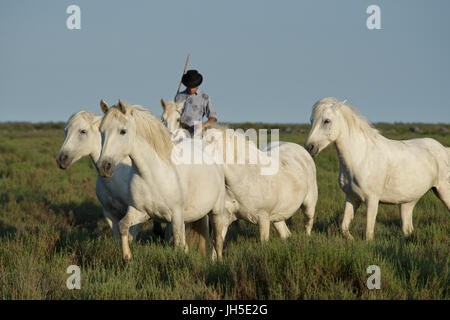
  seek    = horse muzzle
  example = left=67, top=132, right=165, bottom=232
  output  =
left=56, top=152, right=71, bottom=170
left=98, top=159, right=116, bottom=178
left=305, top=142, right=319, bottom=158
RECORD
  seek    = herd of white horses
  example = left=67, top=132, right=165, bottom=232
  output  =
left=55, top=97, right=450, bottom=260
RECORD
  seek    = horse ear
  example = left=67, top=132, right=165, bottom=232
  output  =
left=100, top=99, right=110, bottom=114
left=333, top=99, right=347, bottom=109
left=176, top=101, right=184, bottom=113
left=160, top=98, right=166, bottom=110
left=118, top=99, right=127, bottom=114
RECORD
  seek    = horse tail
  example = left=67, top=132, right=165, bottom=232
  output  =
left=186, top=216, right=209, bottom=258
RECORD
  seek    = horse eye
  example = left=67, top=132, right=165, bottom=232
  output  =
left=120, top=129, right=127, bottom=135
left=324, top=119, right=331, bottom=125
left=80, top=129, right=87, bottom=134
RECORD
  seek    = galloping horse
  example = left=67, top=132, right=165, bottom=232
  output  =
left=305, top=98, right=450, bottom=240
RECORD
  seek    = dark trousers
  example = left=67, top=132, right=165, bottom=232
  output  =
left=181, top=123, right=194, bottom=136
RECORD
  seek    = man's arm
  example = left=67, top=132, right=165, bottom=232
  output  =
left=197, top=94, right=217, bottom=127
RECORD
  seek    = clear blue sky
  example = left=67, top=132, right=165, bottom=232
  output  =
left=1, top=0, right=449, bottom=123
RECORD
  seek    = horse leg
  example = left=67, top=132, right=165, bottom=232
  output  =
left=102, top=208, right=120, bottom=239
left=210, top=215, right=224, bottom=261
left=200, top=215, right=210, bottom=258
left=171, top=208, right=186, bottom=251
left=273, top=221, right=291, bottom=239
left=186, top=217, right=209, bottom=258
left=341, top=197, right=361, bottom=240
left=399, top=201, right=416, bottom=237
left=365, top=198, right=379, bottom=240
left=164, top=222, right=189, bottom=249
left=210, top=189, right=233, bottom=261
left=258, top=214, right=271, bottom=242
left=118, top=206, right=149, bottom=260
left=210, top=213, right=231, bottom=261
left=129, top=223, right=143, bottom=242
left=433, top=184, right=450, bottom=210
left=302, top=201, right=316, bottom=236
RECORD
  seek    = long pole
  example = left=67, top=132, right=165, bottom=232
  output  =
left=176, top=53, right=190, bottom=96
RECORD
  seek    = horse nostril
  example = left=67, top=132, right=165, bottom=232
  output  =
left=306, top=144, right=314, bottom=153
left=57, top=153, right=69, bottom=169
left=60, top=154, right=68, bottom=162
left=103, top=162, right=112, bottom=172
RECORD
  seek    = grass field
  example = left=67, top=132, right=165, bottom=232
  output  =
left=0, top=122, right=449, bottom=299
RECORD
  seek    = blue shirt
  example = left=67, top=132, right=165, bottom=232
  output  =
left=174, top=89, right=217, bottom=127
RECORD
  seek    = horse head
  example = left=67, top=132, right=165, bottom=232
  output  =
left=161, top=98, right=184, bottom=134
left=305, top=98, right=347, bottom=157
left=56, top=110, right=102, bottom=169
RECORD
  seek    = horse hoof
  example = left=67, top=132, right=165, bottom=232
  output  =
left=123, top=253, right=132, bottom=260
left=343, top=232, right=354, bottom=240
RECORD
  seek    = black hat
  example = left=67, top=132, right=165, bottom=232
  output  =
left=182, top=70, right=203, bottom=88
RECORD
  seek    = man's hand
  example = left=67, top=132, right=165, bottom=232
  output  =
left=202, top=117, right=217, bottom=127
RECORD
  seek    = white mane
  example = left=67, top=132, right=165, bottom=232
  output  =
left=313, top=97, right=380, bottom=140
left=203, top=125, right=260, bottom=164
left=100, top=104, right=174, bottom=162
left=66, top=110, right=102, bottom=129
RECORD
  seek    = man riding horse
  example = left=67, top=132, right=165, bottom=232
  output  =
left=174, top=70, right=217, bottom=136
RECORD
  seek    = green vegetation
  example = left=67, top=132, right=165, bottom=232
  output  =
left=0, top=123, right=448, bottom=299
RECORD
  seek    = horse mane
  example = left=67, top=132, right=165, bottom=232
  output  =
left=313, top=97, right=380, bottom=140
left=100, top=103, right=173, bottom=162
left=163, top=100, right=180, bottom=110
left=203, top=125, right=262, bottom=164
left=202, top=123, right=230, bottom=134
left=203, top=124, right=258, bottom=148
left=66, top=110, right=103, bottom=129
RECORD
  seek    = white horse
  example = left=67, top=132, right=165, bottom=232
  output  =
left=160, top=98, right=192, bottom=140
left=305, top=97, right=450, bottom=240
left=160, top=98, right=185, bottom=133
left=160, top=98, right=210, bottom=249
left=97, top=100, right=227, bottom=260
left=55, top=107, right=143, bottom=240
left=162, top=99, right=318, bottom=243
left=202, top=127, right=318, bottom=243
